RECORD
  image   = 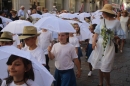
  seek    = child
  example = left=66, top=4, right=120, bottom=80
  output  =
left=48, top=33, right=81, bottom=86
left=19, top=26, right=46, bottom=66
left=73, top=23, right=83, bottom=69
left=69, top=33, right=79, bottom=54
left=86, top=24, right=97, bottom=77
left=1, top=55, right=39, bottom=86
left=37, top=28, right=54, bottom=71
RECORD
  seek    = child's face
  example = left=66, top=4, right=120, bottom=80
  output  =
left=89, top=26, right=94, bottom=33
left=74, top=24, right=79, bottom=32
left=58, top=33, right=68, bottom=44
left=24, top=37, right=36, bottom=47
left=8, top=59, right=26, bottom=77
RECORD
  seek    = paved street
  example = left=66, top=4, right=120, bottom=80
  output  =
left=49, top=40, right=130, bottom=86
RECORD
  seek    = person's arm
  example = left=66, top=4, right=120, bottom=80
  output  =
left=75, top=47, right=78, bottom=54
left=73, top=58, right=81, bottom=78
left=48, top=46, right=55, bottom=60
left=92, top=33, right=98, bottom=50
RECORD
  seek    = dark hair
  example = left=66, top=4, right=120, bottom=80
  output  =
left=5, top=55, right=34, bottom=86
left=92, top=24, right=97, bottom=30
left=65, top=33, right=69, bottom=42
left=74, top=23, right=81, bottom=35
left=103, top=12, right=116, bottom=18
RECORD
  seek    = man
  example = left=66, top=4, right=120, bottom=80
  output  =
left=19, top=26, right=46, bottom=66
left=18, top=6, right=25, bottom=17
left=0, top=31, right=14, bottom=46
left=37, top=6, right=42, bottom=15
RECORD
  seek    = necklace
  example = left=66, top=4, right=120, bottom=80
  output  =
left=14, top=79, right=24, bottom=83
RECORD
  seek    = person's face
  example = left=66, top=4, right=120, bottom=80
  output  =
left=102, top=12, right=107, bottom=18
left=58, top=33, right=68, bottom=44
left=24, top=37, right=36, bottom=47
left=21, top=7, right=25, bottom=10
left=74, top=24, right=79, bottom=32
left=8, top=59, right=26, bottom=77
left=32, top=9, right=36, bottom=14
left=117, top=12, right=121, bottom=17
left=89, top=26, right=94, bottom=33
left=44, top=9, right=48, bottom=13
left=122, top=12, right=127, bottom=16
left=37, top=7, right=41, bottom=11
left=11, top=12, right=16, bottom=16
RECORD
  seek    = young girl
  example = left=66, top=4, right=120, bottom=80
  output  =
left=69, top=33, right=79, bottom=54
left=73, top=23, right=83, bottom=69
left=1, top=55, right=39, bottom=86
left=48, top=33, right=81, bottom=86
left=86, top=24, right=97, bottom=77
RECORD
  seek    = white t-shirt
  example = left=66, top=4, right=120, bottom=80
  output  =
left=51, top=43, right=78, bottom=70
left=18, top=9, right=25, bottom=17
left=73, top=34, right=82, bottom=41
left=89, top=33, right=94, bottom=44
left=38, top=31, right=54, bottom=54
left=1, top=79, right=39, bottom=86
left=69, top=36, right=79, bottom=47
left=22, top=46, right=46, bottom=65
left=13, top=34, right=20, bottom=47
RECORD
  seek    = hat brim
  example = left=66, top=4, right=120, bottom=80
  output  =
left=100, top=9, right=115, bottom=15
left=19, top=33, right=40, bottom=40
left=0, top=39, right=14, bottom=42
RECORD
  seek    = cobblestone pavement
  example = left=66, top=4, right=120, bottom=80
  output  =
left=49, top=41, right=130, bottom=86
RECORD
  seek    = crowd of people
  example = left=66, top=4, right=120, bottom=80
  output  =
left=0, top=3, right=129, bottom=86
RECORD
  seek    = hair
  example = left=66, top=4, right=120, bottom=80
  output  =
left=103, top=12, right=116, bottom=18
left=5, top=55, right=34, bottom=86
left=0, top=41, right=13, bottom=45
left=92, top=24, right=97, bottom=30
left=65, top=33, right=69, bottom=42
left=122, top=10, right=129, bottom=16
left=73, top=23, right=81, bottom=35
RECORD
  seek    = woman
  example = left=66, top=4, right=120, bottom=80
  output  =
left=120, top=10, right=130, bottom=52
left=89, top=4, right=124, bottom=86
left=10, top=10, right=19, bottom=21
left=116, top=11, right=121, bottom=20
left=1, top=55, right=39, bottom=86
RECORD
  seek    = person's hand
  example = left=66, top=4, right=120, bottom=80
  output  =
left=92, top=42, right=96, bottom=50
left=76, top=70, right=81, bottom=78
left=48, top=46, right=52, bottom=52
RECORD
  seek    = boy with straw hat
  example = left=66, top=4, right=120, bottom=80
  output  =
left=0, top=31, right=14, bottom=46
left=19, top=26, right=46, bottom=66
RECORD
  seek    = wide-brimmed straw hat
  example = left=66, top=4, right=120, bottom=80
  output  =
left=19, top=26, right=40, bottom=39
left=0, top=31, right=14, bottom=42
left=100, top=4, right=115, bottom=15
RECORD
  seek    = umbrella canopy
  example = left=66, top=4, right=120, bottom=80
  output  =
left=59, top=13, right=79, bottom=19
left=41, top=13, right=54, bottom=18
left=2, top=20, right=37, bottom=34
left=34, top=16, right=76, bottom=33
left=0, top=46, right=54, bottom=86
left=31, top=14, right=42, bottom=19
left=78, top=12, right=91, bottom=21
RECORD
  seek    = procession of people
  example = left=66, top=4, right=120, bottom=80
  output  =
left=0, top=3, right=129, bottom=86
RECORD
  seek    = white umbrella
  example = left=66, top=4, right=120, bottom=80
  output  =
left=34, top=16, right=76, bottom=33
left=2, top=20, right=36, bottom=34
left=42, top=13, right=54, bottom=18
left=0, top=46, right=54, bottom=86
left=31, top=14, right=42, bottom=19
left=78, top=12, right=91, bottom=21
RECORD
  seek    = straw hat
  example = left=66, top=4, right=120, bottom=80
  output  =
left=100, top=4, right=115, bottom=15
left=19, top=26, right=40, bottom=39
left=0, top=31, right=14, bottom=42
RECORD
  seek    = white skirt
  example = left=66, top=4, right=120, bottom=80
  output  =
left=88, top=37, right=115, bottom=72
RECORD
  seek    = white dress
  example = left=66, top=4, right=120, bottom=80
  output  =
left=88, top=19, right=125, bottom=72
left=120, top=16, right=129, bottom=39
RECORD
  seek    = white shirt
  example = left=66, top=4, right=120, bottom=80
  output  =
left=69, top=36, right=79, bottom=47
left=74, top=34, right=82, bottom=41
left=18, top=9, right=25, bottom=17
left=22, top=46, right=46, bottom=65
left=0, top=16, right=7, bottom=27
left=13, top=34, right=20, bottom=47
left=51, top=43, right=78, bottom=70
left=89, top=33, right=94, bottom=44
left=38, top=31, right=54, bottom=54
left=1, top=79, right=39, bottom=86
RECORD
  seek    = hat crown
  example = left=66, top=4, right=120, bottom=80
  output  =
left=103, top=4, right=113, bottom=10
left=23, top=26, right=37, bottom=35
left=1, top=31, right=13, bottom=39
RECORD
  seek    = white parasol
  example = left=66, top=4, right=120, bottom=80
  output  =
left=34, top=16, right=76, bottom=33
left=0, top=46, right=54, bottom=86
